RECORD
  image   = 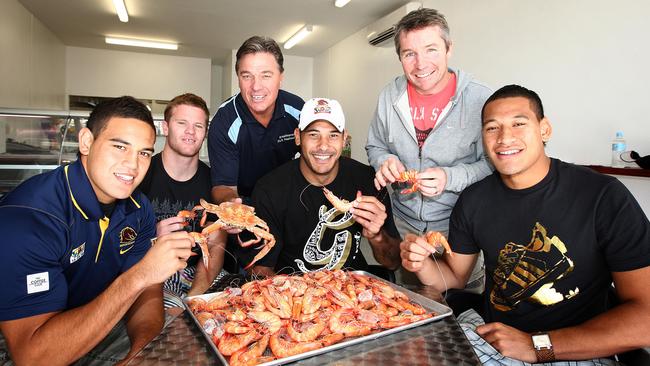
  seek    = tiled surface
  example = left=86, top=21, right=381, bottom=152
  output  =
left=128, top=275, right=481, bottom=366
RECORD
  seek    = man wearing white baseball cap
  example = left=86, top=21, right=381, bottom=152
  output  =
left=244, top=98, right=402, bottom=277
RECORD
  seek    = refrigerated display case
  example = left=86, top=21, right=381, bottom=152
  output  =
left=0, top=109, right=207, bottom=197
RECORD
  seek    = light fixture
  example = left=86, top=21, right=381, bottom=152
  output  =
left=105, top=37, right=178, bottom=50
left=334, top=0, right=352, bottom=7
left=112, top=0, right=129, bottom=22
left=283, top=25, right=313, bottom=50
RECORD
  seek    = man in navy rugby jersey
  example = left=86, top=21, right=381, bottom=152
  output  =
left=0, top=96, right=195, bottom=364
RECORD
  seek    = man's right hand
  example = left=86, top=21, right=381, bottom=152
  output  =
left=155, top=216, right=190, bottom=237
left=135, top=231, right=194, bottom=287
left=374, top=156, right=406, bottom=190
left=400, top=233, right=436, bottom=273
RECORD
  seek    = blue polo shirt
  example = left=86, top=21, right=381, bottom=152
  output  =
left=208, top=90, right=303, bottom=199
left=0, top=160, right=155, bottom=321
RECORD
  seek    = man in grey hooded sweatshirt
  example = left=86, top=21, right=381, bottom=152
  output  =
left=366, top=8, right=492, bottom=287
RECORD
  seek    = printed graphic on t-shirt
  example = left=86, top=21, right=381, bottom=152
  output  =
left=150, top=197, right=201, bottom=222
left=490, top=222, right=577, bottom=311
left=294, top=205, right=361, bottom=272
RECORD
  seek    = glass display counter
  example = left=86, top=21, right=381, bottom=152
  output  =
left=0, top=108, right=205, bottom=197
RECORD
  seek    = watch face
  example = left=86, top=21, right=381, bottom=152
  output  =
left=532, top=334, right=552, bottom=349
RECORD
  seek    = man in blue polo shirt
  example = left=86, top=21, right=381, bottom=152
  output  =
left=0, top=97, right=195, bottom=365
left=208, top=35, right=304, bottom=205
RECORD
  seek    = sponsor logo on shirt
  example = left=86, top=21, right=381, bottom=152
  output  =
left=26, top=272, right=49, bottom=294
left=119, top=227, right=137, bottom=255
left=70, top=242, right=85, bottom=263
left=277, top=134, right=295, bottom=143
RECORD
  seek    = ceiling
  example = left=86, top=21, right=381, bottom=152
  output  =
left=19, top=0, right=412, bottom=64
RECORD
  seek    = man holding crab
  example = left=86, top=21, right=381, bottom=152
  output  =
left=366, top=8, right=493, bottom=287
left=0, top=97, right=196, bottom=365
left=401, top=85, right=650, bottom=364
left=245, top=98, right=402, bottom=277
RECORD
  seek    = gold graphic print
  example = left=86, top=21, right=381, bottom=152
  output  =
left=490, top=222, right=575, bottom=312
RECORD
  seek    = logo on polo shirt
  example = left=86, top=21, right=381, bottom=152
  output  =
left=27, top=272, right=49, bottom=294
left=70, top=242, right=86, bottom=264
left=277, top=133, right=295, bottom=143
left=119, top=227, right=137, bottom=255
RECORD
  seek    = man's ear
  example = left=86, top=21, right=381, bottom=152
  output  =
left=78, top=127, right=94, bottom=156
left=162, top=120, right=169, bottom=136
left=294, top=128, right=301, bottom=146
left=540, top=117, right=553, bottom=143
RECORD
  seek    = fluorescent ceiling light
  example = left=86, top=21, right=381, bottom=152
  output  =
left=105, top=37, right=178, bottom=50
left=284, top=25, right=313, bottom=50
left=112, top=0, right=129, bottom=22
left=335, top=0, right=352, bottom=7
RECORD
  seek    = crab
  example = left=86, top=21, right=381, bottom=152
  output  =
left=424, top=231, right=454, bottom=257
left=195, top=199, right=276, bottom=270
left=396, top=170, right=419, bottom=194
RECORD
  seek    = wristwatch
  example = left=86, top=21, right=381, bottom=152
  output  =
left=532, top=332, right=555, bottom=363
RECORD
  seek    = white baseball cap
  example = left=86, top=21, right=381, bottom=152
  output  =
left=298, top=98, right=345, bottom=132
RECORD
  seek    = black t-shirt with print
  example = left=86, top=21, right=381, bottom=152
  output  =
left=139, top=153, right=213, bottom=222
left=249, top=157, right=399, bottom=274
left=449, top=158, right=650, bottom=332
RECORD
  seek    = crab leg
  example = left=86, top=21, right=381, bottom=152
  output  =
left=243, top=227, right=276, bottom=270
left=188, top=232, right=210, bottom=269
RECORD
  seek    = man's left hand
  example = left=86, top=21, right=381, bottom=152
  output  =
left=476, top=322, right=537, bottom=363
left=418, top=167, right=447, bottom=197
left=350, top=193, right=387, bottom=240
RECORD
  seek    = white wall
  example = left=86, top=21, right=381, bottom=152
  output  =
left=314, top=0, right=650, bottom=216
left=210, top=63, right=224, bottom=112
left=66, top=47, right=211, bottom=103
left=0, top=0, right=65, bottom=109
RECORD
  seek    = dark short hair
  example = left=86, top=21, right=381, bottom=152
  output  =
left=482, top=85, right=545, bottom=122
left=235, top=36, right=284, bottom=73
left=86, top=96, right=155, bottom=138
left=394, top=8, right=451, bottom=56
left=164, top=93, right=209, bottom=123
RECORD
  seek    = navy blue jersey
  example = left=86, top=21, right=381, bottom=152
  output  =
left=0, top=160, right=156, bottom=321
left=208, top=90, right=304, bottom=199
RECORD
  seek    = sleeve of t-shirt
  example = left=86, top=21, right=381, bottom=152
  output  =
left=208, top=108, right=239, bottom=188
left=0, top=208, right=69, bottom=320
left=595, top=179, right=650, bottom=271
left=448, top=193, right=482, bottom=255
left=120, top=197, right=157, bottom=273
left=249, top=182, right=284, bottom=269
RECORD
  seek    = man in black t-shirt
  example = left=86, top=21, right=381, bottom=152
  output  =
left=400, top=85, right=650, bottom=364
left=247, top=98, right=401, bottom=276
left=139, top=93, right=226, bottom=311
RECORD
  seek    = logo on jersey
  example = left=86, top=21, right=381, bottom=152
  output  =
left=119, top=227, right=137, bottom=255
left=27, top=272, right=50, bottom=294
left=70, top=242, right=86, bottom=263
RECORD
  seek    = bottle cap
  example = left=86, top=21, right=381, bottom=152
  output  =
left=616, top=131, right=624, bottom=138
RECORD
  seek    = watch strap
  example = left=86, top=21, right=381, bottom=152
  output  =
left=535, top=346, right=556, bottom=363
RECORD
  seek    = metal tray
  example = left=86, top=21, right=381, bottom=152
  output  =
left=183, top=270, right=453, bottom=366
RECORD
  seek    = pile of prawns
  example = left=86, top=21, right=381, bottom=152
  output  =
left=188, top=269, right=434, bottom=366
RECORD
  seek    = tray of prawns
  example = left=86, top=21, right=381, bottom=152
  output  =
left=183, top=269, right=452, bottom=366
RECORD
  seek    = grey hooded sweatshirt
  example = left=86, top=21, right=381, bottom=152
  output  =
left=366, top=68, right=493, bottom=234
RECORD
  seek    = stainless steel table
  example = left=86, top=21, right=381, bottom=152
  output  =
left=127, top=278, right=481, bottom=365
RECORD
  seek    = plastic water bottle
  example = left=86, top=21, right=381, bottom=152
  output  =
left=611, top=131, right=626, bottom=168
